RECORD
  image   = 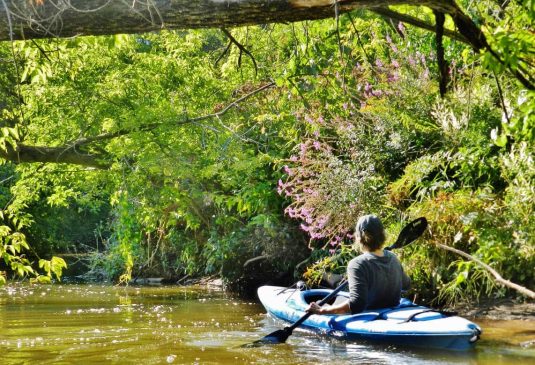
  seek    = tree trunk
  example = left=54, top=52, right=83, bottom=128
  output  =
left=0, top=0, right=465, bottom=41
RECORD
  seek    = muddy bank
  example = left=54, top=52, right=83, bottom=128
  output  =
left=448, top=298, right=535, bottom=321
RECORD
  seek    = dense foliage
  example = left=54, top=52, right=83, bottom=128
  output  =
left=0, top=1, right=533, bottom=303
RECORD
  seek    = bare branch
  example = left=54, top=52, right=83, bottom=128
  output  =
left=437, top=244, right=535, bottom=300
left=221, top=28, right=258, bottom=75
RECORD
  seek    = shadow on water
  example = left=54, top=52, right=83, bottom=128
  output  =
left=1, top=284, right=534, bottom=365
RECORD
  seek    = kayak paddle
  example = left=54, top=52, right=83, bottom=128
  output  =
left=247, top=216, right=428, bottom=346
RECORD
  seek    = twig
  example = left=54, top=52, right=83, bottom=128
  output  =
left=346, top=12, right=375, bottom=72
left=215, top=40, right=232, bottom=67
left=187, top=81, right=275, bottom=124
left=493, top=70, right=511, bottom=124
left=243, top=255, right=269, bottom=268
left=220, top=28, right=258, bottom=75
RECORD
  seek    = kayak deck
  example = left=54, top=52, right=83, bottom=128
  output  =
left=258, top=285, right=481, bottom=351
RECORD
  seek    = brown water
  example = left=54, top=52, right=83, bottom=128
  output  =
left=1, top=284, right=534, bottom=364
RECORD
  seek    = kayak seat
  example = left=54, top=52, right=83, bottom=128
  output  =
left=304, top=294, right=337, bottom=305
left=302, top=291, right=350, bottom=306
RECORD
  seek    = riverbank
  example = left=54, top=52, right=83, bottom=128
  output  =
left=451, top=298, right=535, bottom=321
left=184, top=276, right=535, bottom=322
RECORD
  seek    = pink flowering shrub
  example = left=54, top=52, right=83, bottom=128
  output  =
left=277, top=23, right=441, bottom=253
left=278, top=116, right=385, bottom=250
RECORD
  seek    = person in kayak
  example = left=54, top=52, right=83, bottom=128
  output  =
left=306, top=214, right=411, bottom=315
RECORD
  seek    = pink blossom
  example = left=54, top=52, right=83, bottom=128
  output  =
left=290, top=155, right=298, bottom=162
left=300, top=143, right=307, bottom=156
left=375, top=59, right=384, bottom=68
left=388, top=72, right=399, bottom=83
left=300, top=224, right=310, bottom=232
left=283, top=165, right=292, bottom=176
left=372, top=89, right=383, bottom=97
left=313, top=141, right=321, bottom=150
left=277, top=179, right=285, bottom=194
left=422, top=68, right=429, bottom=79
left=300, top=207, right=313, bottom=216
left=391, top=59, right=400, bottom=68
left=317, top=216, right=328, bottom=229
left=398, top=22, right=406, bottom=34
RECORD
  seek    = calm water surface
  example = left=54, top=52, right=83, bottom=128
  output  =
left=1, top=284, right=534, bottom=364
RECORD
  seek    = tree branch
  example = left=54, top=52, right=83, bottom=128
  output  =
left=244, top=255, right=269, bottom=268
left=371, top=7, right=469, bottom=45
left=0, top=0, right=471, bottom=42
left=0, top=81, right=276, bottom=168
left=437, top=243, right=535, bottom=300
left=221, top=28, right=258, bottom=75
left=186, top=81, right=275, bottom=124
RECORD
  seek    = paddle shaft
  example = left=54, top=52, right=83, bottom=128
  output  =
left=286, top=278, right=348, bottom=333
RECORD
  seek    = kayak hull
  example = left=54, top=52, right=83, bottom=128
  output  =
left=257, top=285, right=481, bottom=351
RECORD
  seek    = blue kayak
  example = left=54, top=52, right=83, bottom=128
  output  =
left=258, top=285, right=482, bottom=351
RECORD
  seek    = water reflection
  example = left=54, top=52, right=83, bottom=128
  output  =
left=0, top=284, right=533, bottom=365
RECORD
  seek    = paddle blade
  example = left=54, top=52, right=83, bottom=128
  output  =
left=387, top=217, right=428, bottom=250
left=242, top=328, right=291, bottom=347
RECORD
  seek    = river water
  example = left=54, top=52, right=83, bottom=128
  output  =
left=1, top=284, right=533, bottom=364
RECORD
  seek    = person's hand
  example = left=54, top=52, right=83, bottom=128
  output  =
left=305, top=301, right=323, bottom=314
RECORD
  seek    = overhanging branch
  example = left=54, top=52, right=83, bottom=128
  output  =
left=0, top=0, right=466, bottom=42
left=0, top=81, right=276, bottom=168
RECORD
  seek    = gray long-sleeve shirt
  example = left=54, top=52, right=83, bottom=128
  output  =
left=347, top=250, right=411, bottom=314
